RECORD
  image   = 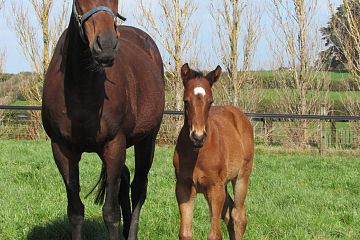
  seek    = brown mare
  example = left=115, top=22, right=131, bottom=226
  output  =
left=42, top=1, right=164, bottom=239
left=173, top=64, right=254, bottom=240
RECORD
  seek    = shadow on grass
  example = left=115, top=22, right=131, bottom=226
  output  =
left=27, top=217, right=126, bottom=240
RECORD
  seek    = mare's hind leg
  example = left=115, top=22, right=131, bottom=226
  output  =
left=232, top=172, right=251, bottom=240
left=222, top=186, right=235, bottom=240
left=119, top=165, right=131, bottom=239
left=128, top=132, right=157, bottom=240
left=100, top=135, right=127, bottom=240
left=51, top=141, right=83, bottom=240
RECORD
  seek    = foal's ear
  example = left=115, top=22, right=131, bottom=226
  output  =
left=181, top=63, right=191, bottom=85
left=206, top=65, right=222, bottom=86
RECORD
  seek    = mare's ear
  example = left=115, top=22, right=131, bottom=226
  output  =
left=206, top=65, right=222, bottom=86
left=181, top=63, right=191, bottom=85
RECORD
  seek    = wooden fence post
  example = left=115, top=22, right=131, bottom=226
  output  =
left=331, top=119, right=336, bottom=147
left=320, top=104, right=326, bottom=155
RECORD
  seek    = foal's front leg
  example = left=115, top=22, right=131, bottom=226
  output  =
left=100, top=134, right=127, bottom=240
left=176, top=181, right=196, bottom=240
left=205, top=184, right=226, bottom=240
left=51, top=141, right=83, bottom=240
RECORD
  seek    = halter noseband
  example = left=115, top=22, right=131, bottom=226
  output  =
left=73, top=3, right=126, bottom=44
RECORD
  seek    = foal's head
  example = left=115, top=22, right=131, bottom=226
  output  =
left=181, top=63, right=222, bottom=148
left=73, top=0, right=120, bottom=67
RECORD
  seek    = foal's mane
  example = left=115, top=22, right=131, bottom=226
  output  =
left=189, top=69, right=204, bottom=79
left=183, top=69, right=206, bottom=83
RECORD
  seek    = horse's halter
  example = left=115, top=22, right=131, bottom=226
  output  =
left=73, top=2, right=126, bottom=44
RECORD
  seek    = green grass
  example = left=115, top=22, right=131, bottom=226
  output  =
left=10, top=100, right=30, bottom=106
left=0, top=141, right=359, bottom=239
left=254, top=71, right=351, bottom=83
left=259, top=89, right=360, bottom=107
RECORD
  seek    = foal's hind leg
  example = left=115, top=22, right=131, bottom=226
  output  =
left=100, top=135, right=127, bottom=240
left=205, top=184, right=226, bottom=240
left=51, top=141, right=83, bottom=240
left=222, top=186, right=235, bottom=240
left=128, top=133, right=157, bottom=240
left=232, top=173, right=251, bottom=240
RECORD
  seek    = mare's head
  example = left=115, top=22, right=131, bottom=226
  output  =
left=73, top=0, right=120, bottom=67
left=181, top=63, right=222, bottom=148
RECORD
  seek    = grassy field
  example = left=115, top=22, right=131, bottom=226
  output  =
left=0, top=141, right=359, bottom=240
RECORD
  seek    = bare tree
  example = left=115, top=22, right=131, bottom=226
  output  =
left=269, top=0, right=329, bottom=145
left=0, top=50, right=4, bottom=75
left=326, top=0, right=360, bottom=145
left=9, top=0, right=69, bottom=103
left=7, top=0, right=69, bottom=139
left=210, top=0, right=263, bottom=111
left=327, top=0, right=360, bottom=85
left=136, top=0, right=199, bottom=110
left=0, top=0, right=5, bottom=74
left=0, top=0, right=5, bottom=121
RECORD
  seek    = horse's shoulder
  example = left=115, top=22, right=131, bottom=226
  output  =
left=210, top=106, right=251, bottom=133
left=118, top=26, right=162, bottom=65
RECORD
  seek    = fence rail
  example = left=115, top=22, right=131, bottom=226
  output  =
left=1, top=105, right=360, bottom=153
left=2, top=105, right=360, bottom=122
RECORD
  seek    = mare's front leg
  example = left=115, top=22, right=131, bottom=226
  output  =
left=205, top=184, right=226, bottom=240
left=128, top=133, right=157, bottom=240
left=119, top=165, right=131, bottom=239
left=51, top=141, right=83, bottom=240
left=100, top=134, right=127, bottom=240
left=176, top=181, right=196, bottom=240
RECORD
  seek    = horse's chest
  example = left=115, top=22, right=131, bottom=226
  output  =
left=178, top=155, right=225, bottom=192
left=55, top=106, right=122, bottom=145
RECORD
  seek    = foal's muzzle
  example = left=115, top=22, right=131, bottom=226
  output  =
left=190, top=131, right=207, bottom=149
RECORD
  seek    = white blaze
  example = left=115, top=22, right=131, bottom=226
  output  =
left=194, top=87, right=206, bottom=96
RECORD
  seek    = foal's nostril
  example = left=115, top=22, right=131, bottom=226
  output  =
left=191, top=131, right=206, bottom=142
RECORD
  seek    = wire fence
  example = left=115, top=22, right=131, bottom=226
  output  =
left=1, top=106, right=360, bottom=153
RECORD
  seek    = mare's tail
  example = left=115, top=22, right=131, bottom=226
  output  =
left=86, top=164, right=131, bottom=205
left=85, top=164, right=107, bottom=205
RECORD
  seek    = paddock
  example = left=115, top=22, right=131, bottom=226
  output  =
left=0, top=140, right=359, bottom=240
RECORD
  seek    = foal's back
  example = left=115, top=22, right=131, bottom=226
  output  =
left=210, top=106, right=254, bottom=162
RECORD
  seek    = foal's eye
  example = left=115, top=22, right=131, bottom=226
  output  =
left=209, top=100, right=214, bottom=106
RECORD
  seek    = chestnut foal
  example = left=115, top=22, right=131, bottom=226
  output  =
left=173, top=64, right=254, bottom=240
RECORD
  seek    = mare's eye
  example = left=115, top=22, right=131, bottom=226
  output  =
left=184, top=100, right=189, bottom=106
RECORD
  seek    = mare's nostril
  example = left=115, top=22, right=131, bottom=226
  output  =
left=97, top=36, right=103, bottom=50
left=93, top=36, right=102, bottom=54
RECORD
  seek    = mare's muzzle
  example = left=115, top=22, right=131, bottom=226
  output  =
left=73, top=4, right=126, bottom=68
left=92, top=31, right=119, bottom=67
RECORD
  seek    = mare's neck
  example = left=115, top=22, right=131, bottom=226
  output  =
left=63, top=15, right=106, bottom=107
left=66, top=14, right=105, bottom=85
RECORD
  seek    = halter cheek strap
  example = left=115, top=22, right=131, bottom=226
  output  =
left=73, top=3, right=126, bottom=44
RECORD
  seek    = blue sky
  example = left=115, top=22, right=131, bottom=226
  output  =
left=0, top=0, right=341, bottom=73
